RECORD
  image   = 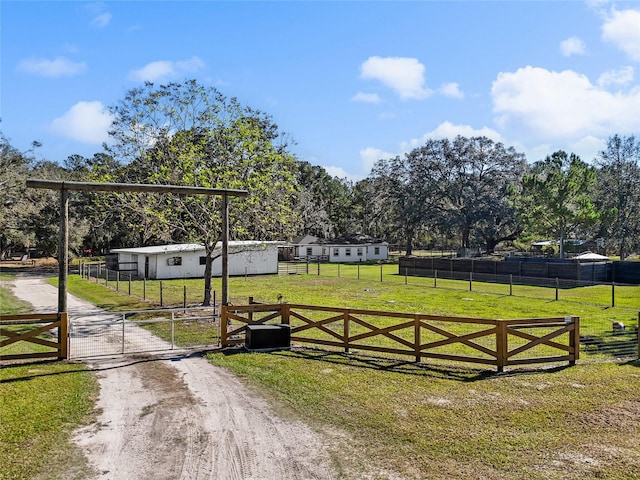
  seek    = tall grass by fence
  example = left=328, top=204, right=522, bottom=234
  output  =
left=222, top=303, right=580, bottom=372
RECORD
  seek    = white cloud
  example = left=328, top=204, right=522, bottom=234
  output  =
left=360, top=56, right=432, bottom=100
left=491, top=66, right=640, bottom=141
left=17, top=57, right=86, bottom=78
left=400, top=121, right=503, bottom=152
left=128, top=56, right=205, bottom=82
left=352, top=92, right=381, bottom=103
left=324, top=165, right=357, bottom=181
left=91, top=12, right=112, bottom=28
left=560, top=37, right=587, bottom=56
left=601, top=8, right=640, bottom=61
left=598, top=66, right=635, bottom=87
left=438, top=82, right=464, bottom=99
left=360, top=147, right=396, bottom=172
left=50, top=101, right=113, bottom=144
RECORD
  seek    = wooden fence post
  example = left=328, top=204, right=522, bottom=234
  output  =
left=282, top=303, right=290, bottom=326
left=221, top=305, right=228, bottom=347
left=58, top=312, right=69, bottom=360
left=414, top=315, right=421, bottom=363
left=496, top=320, right=508, bottom=373
left=344, top=310, right=350, bottom=353
left=569, top=316, right=579, bottom=365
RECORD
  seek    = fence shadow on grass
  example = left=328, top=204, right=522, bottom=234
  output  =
left=226, top=346, right=577, bottom=382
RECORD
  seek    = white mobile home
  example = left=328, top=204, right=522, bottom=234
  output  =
left=108, top=241, right=280, bottom=279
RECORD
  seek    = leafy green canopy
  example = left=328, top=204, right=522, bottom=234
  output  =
left=520, top=151, right=599, bottom=258
left=98, top=80, right=299, bottom=304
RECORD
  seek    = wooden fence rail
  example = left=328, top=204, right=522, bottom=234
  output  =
left=0, top=313, right=68, bottom=361
left=222, top=304, right=579, bottom=372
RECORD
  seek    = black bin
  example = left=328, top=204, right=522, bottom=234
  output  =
left=245, top=324, right=291, bottom=351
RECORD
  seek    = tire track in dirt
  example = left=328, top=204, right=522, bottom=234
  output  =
left=9, top=275, right=339, bottom=480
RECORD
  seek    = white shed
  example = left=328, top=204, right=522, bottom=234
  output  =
left=108, top=241, right=280, bottom=279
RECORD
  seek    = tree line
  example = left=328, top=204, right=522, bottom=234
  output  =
left=1, top=80, right=639, bottom=262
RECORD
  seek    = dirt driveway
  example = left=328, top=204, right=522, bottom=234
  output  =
left=8, top=275, right=340, bottom=480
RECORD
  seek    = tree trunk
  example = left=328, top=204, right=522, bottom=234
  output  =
left=405, top=227, right=414, bottom=256
left=202, top=243, right=214, bottom=306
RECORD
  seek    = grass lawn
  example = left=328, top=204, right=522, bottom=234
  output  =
left=63, top=269, right=640, bottom=479
left=0, top=274, right=98, bottom=480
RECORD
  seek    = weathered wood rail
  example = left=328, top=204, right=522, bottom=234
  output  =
left=222, top=304, right=579, bottom=372
left=0, top=313, right=69, bottom=361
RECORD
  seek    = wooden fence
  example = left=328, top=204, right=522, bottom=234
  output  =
left=0, top=313, right=69, bottom=361
left=221, top=304, right=579, bottom=372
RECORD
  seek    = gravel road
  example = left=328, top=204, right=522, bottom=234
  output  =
left=8, top=275, right=340, bottom=480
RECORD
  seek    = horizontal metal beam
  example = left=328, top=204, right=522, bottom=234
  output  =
left=26, top=179, right=249, bottom=198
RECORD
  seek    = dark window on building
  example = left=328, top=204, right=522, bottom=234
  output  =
left=199, top=256, right=206, bottom=265
left=168, top=256, right=182, bottom=266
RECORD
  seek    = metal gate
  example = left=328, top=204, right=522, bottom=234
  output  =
left=69, top=307, right=220, bottom=358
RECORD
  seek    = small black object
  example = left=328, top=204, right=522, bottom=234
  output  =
left=245, top=324, right=291, bottom=351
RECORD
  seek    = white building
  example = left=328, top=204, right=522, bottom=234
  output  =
left=281, top=235, right=388, bottom=263
left=108, top=241, right=280, bottom=279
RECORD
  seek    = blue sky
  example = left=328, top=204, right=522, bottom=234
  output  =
left=2, top=1, right=639, bottom=180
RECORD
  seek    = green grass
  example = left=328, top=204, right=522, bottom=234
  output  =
left=0, top=278, right=98, bottom=480
left=58, top=269, right=640, bottom=479
left=208, top=350, right=640, bottom=480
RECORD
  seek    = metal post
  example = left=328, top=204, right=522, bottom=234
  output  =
left=555, top=277, right=559, bottom=301
left=116, top=271, right=119, bottom=292
left=380, top=263, right=383, bottom=282
left=434, top=270, right=438, bottom=288
left=121, top=313, right=126, bottom=354
left=405, top=268, right=408, bottom=285
left=509, top=274, right=513, bottom=296
left=469, top=272, right=473, bottom=291
left=357, top=264, right=360, bottom=280
left=183, top=285, right=187, bottom=311
left=160, top=281, right=163, bottom=307
left=143, top=278, right=146, bottom=300
left=611, top=282, right=615, bottom=308
left=171, top=311, right=175, bottom=349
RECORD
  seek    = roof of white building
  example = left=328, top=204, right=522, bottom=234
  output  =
left=111, top=241, right=282, bottom=255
